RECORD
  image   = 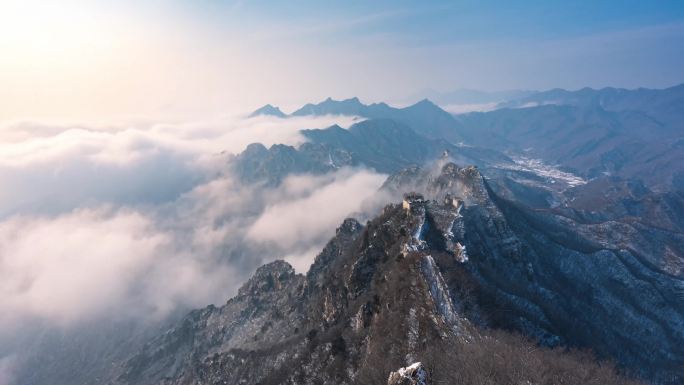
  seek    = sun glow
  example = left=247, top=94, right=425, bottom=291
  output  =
left=0, top=1, right=140, bottom=85
left=0, top=1, right=264, bottom=122
left=0, top=1, right=179, bottom=121
left=1, top=1, right=112, bottom=56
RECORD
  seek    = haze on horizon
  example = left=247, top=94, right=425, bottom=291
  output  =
left=1, top=0, right=683, bottom=122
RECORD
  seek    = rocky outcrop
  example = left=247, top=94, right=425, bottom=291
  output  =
left=387, top=362, right=429, bottom=385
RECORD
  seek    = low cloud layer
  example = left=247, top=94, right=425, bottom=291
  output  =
left=0, top=114, right=386, bottom=339
left=440, top=102, right=499, bottom=115
left=0, top=114, right=360, bottom=217
left=1, top=208, right=177, bottom=327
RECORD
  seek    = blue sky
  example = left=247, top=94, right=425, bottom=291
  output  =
left=180, top=0, right=684, bottom=42
left=155, top=0, right=684, bottom=103
left=207, top=0, right=684, bottom=40
left=1, top=0, right=683, bottom=119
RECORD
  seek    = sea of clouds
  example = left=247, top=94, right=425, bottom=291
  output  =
left=0, top=113, right=389, bottom=344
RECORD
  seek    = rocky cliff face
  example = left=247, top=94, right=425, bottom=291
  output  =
left=384, top=163, right=684, bottom=383
left=111, top=162, right=679, bottom=384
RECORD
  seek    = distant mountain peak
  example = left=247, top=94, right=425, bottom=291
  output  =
left=250, top=104, right=286, bottom=118
left=326, top=123, right=345, bottom=130
left=411, top=98, right=440, bottom=109
left=292, top=96, right=367, bottom=116
left=321, top=96, right=362, bottom=105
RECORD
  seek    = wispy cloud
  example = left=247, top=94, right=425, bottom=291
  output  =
left=440, top=103, right=499, bottom=114
left=247, top=169, right=389, bottom=271
left=246, top=9, right=410, bottom=42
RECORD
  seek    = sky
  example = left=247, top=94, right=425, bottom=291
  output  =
left=1, top=0, right=683, bottom=121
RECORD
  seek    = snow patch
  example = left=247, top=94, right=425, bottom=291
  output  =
left=498, top=156, right=586, bottom=187
left=327, top=153, right=336, bottom=168
left=404, top=209, right=429, bottom=254
left=388, top=362, right=428, bottom=385
left=413, top=212, right=427, bottom=241
left=454, top=242, right=468, bottom=263
left=420, top=255, right=464, bottom=334
left=406, top=308, right=419, bottom=364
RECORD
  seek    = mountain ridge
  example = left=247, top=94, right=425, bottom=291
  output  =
left=112, top=162, right=682, bottom=384
left=249, top=97, right=466, bottom=143
left=233, top=117, right=512, bottom=184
